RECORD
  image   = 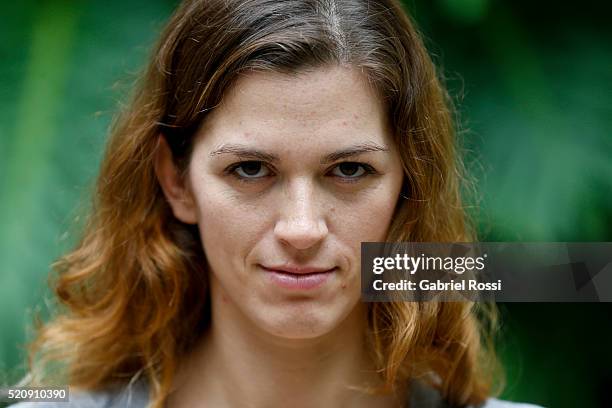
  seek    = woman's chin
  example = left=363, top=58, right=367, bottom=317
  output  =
left=265, top=320, right=336, bottom=340
left=251, top=301, right=364, bottom=341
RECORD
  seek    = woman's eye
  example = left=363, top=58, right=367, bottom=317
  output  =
left=331, top=162, right=370, bottom=179
left=227, top=161, right=375, bottom=183
left=230, top=161, right=271, bottom=179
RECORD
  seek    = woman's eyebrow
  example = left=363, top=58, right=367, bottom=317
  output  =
left=209, top=144, right=279, bottom=162
left=209, top=142, right=389, bottom=163
left=320, top=142, right=389, bottom=164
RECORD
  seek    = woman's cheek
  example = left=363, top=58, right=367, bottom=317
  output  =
left=340, top=196, right=395, bottom=242
left=196, top=187, right=268, bottom=256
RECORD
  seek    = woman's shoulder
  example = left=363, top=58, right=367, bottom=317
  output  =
left=408, top=379, right=544, bottom=408
left=5, top=379, right=149, bottom=408
left=479, top=399, right=544, bottom=408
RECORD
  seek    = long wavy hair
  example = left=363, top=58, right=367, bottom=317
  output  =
left=25, top=0, right=501, bottom=407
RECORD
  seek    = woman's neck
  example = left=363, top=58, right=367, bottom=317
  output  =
left=168, top=286, right=405, bottom=408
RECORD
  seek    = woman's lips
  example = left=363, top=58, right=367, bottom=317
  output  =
left=259, top=265, right=336, bottom=290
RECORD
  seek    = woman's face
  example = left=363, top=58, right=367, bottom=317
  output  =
left=179, top=66, right=404, bottom=339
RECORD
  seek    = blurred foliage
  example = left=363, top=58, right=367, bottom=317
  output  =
left=0, top=0, right=610, bottom=407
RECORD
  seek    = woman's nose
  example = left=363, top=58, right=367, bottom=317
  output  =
left=273, top=179, right=329, bottom=250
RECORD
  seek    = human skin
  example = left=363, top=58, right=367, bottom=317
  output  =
left=156, top=65, right=406, bottom=407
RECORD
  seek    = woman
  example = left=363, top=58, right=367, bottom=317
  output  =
left=10, top=0, right=540, bottom=407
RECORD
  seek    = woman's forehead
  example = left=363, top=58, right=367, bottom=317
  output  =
left=195, top=65, right=390, bottom=148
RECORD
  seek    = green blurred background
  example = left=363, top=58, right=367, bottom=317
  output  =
left=1, top=0, right=610, bottom=407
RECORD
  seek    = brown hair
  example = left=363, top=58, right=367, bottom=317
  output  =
left=27, top=0, right=500, bottom=407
